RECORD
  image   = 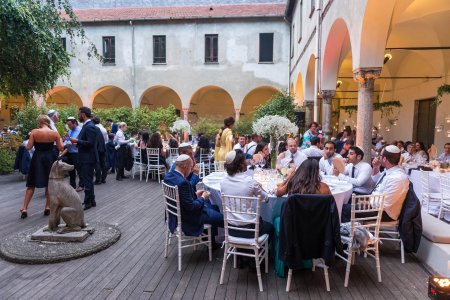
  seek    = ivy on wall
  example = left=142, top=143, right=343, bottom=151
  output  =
left=340, top=101, right=402, bottom=118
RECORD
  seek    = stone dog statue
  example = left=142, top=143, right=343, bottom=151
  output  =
left=47, top=160, right=86, bottom=233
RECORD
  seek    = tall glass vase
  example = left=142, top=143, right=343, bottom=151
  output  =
left=270, top=136, right=277, bottom=169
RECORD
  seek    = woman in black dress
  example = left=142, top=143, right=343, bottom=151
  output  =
left=20, top=115, right=64, bottom=218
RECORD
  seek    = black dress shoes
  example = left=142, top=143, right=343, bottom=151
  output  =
left=101, top=180, right=106, bottom=184
left=94, top=181, right=101, bottom=185
left=116, top=177, right=123, bottom=181
left=83, top=204, right=92, bottom=210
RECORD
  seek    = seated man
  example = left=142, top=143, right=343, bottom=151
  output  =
left=164, top=155, right=224, bottom=246
left=169, top=142, right=200, bottom=190
left=233, top=134, right=247, bottom=153
left=332, top=146, right=374, bottom=195
left=341, top=145, right=409, bottom=223
left=301, top=136, right=323, bottom=157
left=402, top=142, right=416, bottom=163
left=277, top=138, right=307, bottom=169
left=437, top=142, right=450, bottom=162
left=319, top=141, right=342, bottom=175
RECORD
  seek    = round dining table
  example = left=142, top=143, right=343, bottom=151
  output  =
left=202, top=171, right=354, bottom=223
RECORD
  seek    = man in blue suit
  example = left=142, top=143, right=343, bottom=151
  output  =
left=164, top=154, right=223, bottom=247
left=169, top=143, right=200, bottom=191
left=70, top=107, right=99, bottom=210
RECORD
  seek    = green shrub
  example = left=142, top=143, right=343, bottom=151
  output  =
left=234, top=117, right=253, bottom=136
left=253, top=90, right=298, bottom=123
left=12, top=103, right=46, bottom=139
left=192, top=118, right=221, bottom=140
left=0, top=148, right=15, bottom=174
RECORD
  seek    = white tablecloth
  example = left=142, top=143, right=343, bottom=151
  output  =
left=203, top=172, right=354, bottom=223
left=409, top=169, right=450, bottom=221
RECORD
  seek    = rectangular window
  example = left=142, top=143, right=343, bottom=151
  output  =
left=205, top=34, right=218, bottom=63
left=259, top=33, right=274, bottom=62
left=310, top=0, right=315, bottom=17
left=153, top=35, right=166, bottom=64
left=298, top=1, right=303, bottom=41
left=291, top=24, right=295, bottom=58
left=61, top=37, right=66, bottom=51
left=102, top=36, right=115, bottom=65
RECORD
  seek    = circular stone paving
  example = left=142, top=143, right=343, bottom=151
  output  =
left=0, top=221, right=121, bottom=264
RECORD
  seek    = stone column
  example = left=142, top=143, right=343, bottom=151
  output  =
left=353, top=67, right=381, bottom=163
left=235, top=108, right=241, bottom=122
left=320, top=90, right=335, bottom=141
left=182, top=108, right=189, bottom=121
left=304, top=100, right=314, bottom=129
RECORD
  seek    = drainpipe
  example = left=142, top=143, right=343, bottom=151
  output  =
left=130, top=20, right=136, bottom=107
left=313, top=0, right=322, bottom=122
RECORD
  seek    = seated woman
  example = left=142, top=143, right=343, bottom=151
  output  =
left=251, top=142, right=271, bottom=169
left=148, top=132, right=168, bottom=167
left=275, top=159, right=331, bottom=197
left=134, top=131, right=149, bottom=164
left=220, top=150, right=274, bottom=239
left=194, top=135, right=212, bottom=163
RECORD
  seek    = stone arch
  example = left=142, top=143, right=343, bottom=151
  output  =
left=189, top=86, right=234, bottom=122
left=295, top=73, right=304, bottom=105
left=241, top=86, right=279, bottom=118
left=91, top=86, right=132, bottom=109
left=356, top=0, right=396, bottom=69
left=304, top=54, right=316, bottom=101
left=1, top=96, right=25, bottom=127
left=139, top=86, right=182, bottom=113
left=321, top=18, right=353, bottom=91
left=46, top=86, right=83, bottom=107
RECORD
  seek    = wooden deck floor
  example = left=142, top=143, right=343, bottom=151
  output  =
left=0, top=172, right=432, bottom=299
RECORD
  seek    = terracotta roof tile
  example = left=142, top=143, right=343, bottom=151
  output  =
left=69, top=3, right=286, bottom=22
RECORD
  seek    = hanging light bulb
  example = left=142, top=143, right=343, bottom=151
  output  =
left=393, top=119, right=398, bottom=126
left=447, top=130, right=450, bottom=138
left=436, top=125, right=443, bottom=132
left=385, top=126, right=390, bottom=132
left=445, top=115, right=450, bottom=123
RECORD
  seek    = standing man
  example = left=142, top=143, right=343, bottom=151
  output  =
left=93, top=116, right=108, bottom=184
left=106, top=118, right=118, bottom=135
left=70, top=107, right=98, bottom=210
left=64, top=117, right=82, bottom=190
left=332, top=146, right=374, bottom=195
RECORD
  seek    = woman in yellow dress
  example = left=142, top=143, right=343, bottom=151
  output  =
left=215, top=117, right=235, bottom=162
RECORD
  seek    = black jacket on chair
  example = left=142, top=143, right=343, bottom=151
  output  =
left=398, top=182, right=422, bottom=253
left=279, top=194, right=343, bottom=269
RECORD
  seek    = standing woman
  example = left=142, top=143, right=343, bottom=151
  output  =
left=114, top=122, right=131, bottom=181
left=215, top=117, right=235, bottom=162
left=20, top=115, right=64, bottom=218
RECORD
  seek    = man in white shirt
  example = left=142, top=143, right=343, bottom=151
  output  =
left=332, top=146, right=374, bottom=195
left=245, top=134, right=260, bottom=157
left=301, top=136, right=323, bottom=157
left=341, top=145, right=409, bottom=222
left=278, top=138, right=307, bottom=168
left=402, top=143, right=415, bottom=163
left=47, top=109, right=59, bottom=132
left=233, top=134, right=247, bottom=153
left=319, top=141, right=342, bottom=175
left=437, top=143, right=450, bottom=162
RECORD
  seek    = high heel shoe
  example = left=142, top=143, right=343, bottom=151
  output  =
left=44, top=208, right=50, bottom=216
left=20, top=209, right=28, bottom=219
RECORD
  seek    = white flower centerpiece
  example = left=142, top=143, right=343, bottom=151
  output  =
left=170, top=119, right=191, bottom=141
left=252, top=115, right=298, bottom=168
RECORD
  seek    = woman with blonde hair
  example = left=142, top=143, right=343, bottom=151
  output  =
left=215, top=117, right=235, bottom=162
left=20, top=115, right=64, bottom=218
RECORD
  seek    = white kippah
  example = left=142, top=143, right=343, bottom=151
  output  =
left=356, top=146, right=364, bottom=154
left=385, top=145, right=401, bottom=154
left=179, top=142, right=191, bottom=148
left=176, top=154, right=191, bottom=162
left=225, top=150, right=236, bottom=164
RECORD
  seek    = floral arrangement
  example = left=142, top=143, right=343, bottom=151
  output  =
left=170, top=119, right=190, bottom=133
left=252, top=115, right=298, bottom=139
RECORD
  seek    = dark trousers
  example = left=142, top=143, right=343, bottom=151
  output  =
left=95, top=152, right=107, bottom=183
left=79, top=163, right=95, bottom=205
left=66, top=152, right=80, bottom=188
left=341, top=203, right=395, bottom=223
left=201, top=202, right=224, bottom=241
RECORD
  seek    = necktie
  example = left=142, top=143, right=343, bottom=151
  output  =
left=371, top=172, right=386, bottom=194
left=351, top=166, right=356, bottom=178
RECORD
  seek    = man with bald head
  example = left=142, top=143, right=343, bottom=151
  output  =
left=164, top=155, right=223, bottom=246
left=277, top=138, right=307, bottom=169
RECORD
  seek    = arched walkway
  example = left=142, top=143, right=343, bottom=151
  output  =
left=188, top=86, right=234, bottom=122
left=139, top=86, right=182, bottom=112
left=241, top=86, right=279, bottom=118
left=304, top=54, right=316, bottom=101
left=46, top=86, right=83, bottom=107
left=295, top=73, right=304, bottom=105
left=0, top=96, right=25, bottom=127
left=91, top=86, right=132, bottom=109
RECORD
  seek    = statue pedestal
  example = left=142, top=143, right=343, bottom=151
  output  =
left=31, top=225, right=95, bottom=243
